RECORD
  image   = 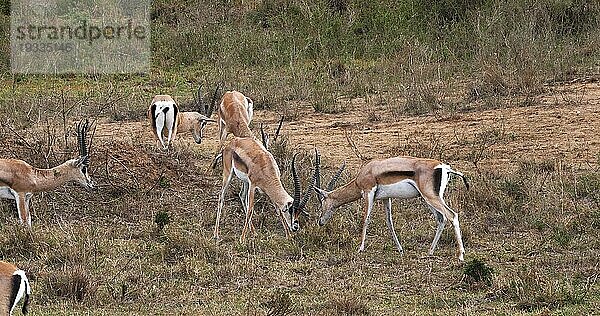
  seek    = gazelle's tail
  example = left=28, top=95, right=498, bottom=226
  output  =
left=448, top=168, right=469, bottom=190
left=22, top=272, right=30, bottom=314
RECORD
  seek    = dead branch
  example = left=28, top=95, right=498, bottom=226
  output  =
left=345, top=130, right=366, bottom=161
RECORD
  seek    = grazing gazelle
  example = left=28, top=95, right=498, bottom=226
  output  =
left=210, top=91, right=259, bottom=169
left=0, top=119, right=94, bottom=227
left=0, top=261, right=30, bottom=315
left=314, top=156, right=469, bottom=261
left=216, top=91, right=254, bottom=145
left=148, top=84, right=221, bottom=149
left=213, top=137, right=317, bottom=241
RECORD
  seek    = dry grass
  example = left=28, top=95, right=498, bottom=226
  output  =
left=0, top=80, right=599, bottom=315
left=0, top=1, right=598, bottom=314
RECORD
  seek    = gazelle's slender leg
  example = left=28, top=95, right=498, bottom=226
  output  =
left=24, top=193, right=32, bottom=227
left=423, top=195, right=464, bottom=261
left=155, top=114, right=166, bottom=149
left=15, top=192, right=30, bottom=227
left=441, top=201, right=465, bottom=261
left=358, top=189, right=376, bottom=252
left=214, top=166, right=233, bottom=240
left=240, top=183, right=256, bottom=242
left=165, top=110, right=175, bottom=148
left=277, top=208, right=291, bottom=238
left=248, top=184, right=257, bottom=236
left=425, top=203, right=446, bottom=256
left=210, top=119, right=228, bottom=169
left=384, top=198, right=403, bottom=253
left=238, top=182, right=257, bottom=235
left=239, top=182, right=248, bottom=211
left=218, top=119, right=227, bottom=148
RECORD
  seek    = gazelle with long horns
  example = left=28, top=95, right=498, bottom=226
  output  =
left=314, top=156, right=469, bottom=261
left=0, top=261, right=30, bottom=315
left=148, top=83, right=221, bottom=149
left=0, top=120, right=94, bottom=227
left=213, top=137, right=318, bottom=241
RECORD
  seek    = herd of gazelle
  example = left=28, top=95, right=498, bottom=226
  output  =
left=0, top=84, right=469, bottom=314
left=0, top=121, right=91, bottom=314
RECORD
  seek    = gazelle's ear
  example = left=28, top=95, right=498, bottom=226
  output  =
left=314, top=187, right=329, bottom=199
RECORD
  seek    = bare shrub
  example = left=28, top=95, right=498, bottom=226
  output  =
left=46, top=267, right=97, bottom=302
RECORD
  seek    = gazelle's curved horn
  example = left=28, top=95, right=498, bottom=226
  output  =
left=76, top=119, right=91, bottom=165
left=297, top=149, right=319, bottom=214
left=196, top=84, right=205, bottom=115
left=260, top=123, right=269, bottom=149
left=76, top=120, right=85, bottom=157
left=326, top=161, right=346, bottom=191
left=291, top=153, right=301, bottom=212
left=315, top=148, right=321, bottom=190
left=208, top=81, right=223, bottom=118
left=273, top=115, right=284, bottom=143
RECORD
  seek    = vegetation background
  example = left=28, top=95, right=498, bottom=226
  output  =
left=0, top=0, right=598, bottom=314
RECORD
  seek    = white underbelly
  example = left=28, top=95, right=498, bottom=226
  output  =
left=375, top=180, right=420, bottom=199
left=0, top=186, right=16, bottom=199
left=233, top=165, right=249, bottom=183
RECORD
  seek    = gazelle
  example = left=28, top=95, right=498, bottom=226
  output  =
left=210, top=91, right=268, bottom=170
left=148, top=84, right=221, bottom=149
left=314, top=156, right=469, bottom=261
left=0, top=261, right=30, bottom=315
left=213, top=137, right=317, bottom=241
left=0, top=120, right=94, bottom=227
left=217, top=91, right=254, bottom=145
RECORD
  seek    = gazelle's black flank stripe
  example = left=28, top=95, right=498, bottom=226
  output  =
left=381, top=170, right=416, bottom=178
left=8, top=274, right=20, bottom=313
left=22, top=276, right=29, bottom=315
left=172, top=103, right=179, bottom=128
left=0, top=176, right=12, bottom=187
left=433, top=167, right=443, bottom=196
left=232, top=151, right=248, bottom=171
left=150, top=103, right=158, bottom=130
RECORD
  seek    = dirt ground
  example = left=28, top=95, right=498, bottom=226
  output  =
left=95, top=82, right=600, bottom=174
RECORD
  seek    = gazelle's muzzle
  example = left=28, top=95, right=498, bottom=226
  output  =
left=319, top=209, right=333, bottom=226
